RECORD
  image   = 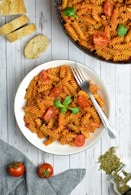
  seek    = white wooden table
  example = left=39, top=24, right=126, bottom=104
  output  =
left=0, top=0, right=131, bottom=194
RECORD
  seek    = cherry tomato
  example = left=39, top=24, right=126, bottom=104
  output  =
left=93, top=32, right=109, bottom=46
left=103, top=1, right=113, bottom=17
left=37, top=163, right=53, bottom=178
left=77, top=95, right=90, bottom=108
left=74, top=134, right=85, bottom=147
left=8, top=162, right=25, bottom=177
left=50, top=86, right=62, bottom=97
left=39, top=70, right=50, bottom=82
left=43, top=107, right=56, bottom=121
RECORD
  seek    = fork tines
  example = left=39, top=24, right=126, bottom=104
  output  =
left=71, top=63, right=87, bottom=84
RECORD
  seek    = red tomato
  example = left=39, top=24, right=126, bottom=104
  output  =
left=37, top=163, right=53, bottom=178
left=50, top=86, right=62, bottom=97
left=8, top=162, right=25, bottom=177
left=77, top=95, right=90, bottom=108
left=74, top=134, right=85, bottom=147
left=103, top=1, right=113, bottom=17
left=93, top=32, right=109, bottom=46
left=39, top=70, right=50, bottom=82
left=43, top=107, right=56, bottom=121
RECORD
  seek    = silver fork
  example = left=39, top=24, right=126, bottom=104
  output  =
left=71, top=63, right=116, bottom=139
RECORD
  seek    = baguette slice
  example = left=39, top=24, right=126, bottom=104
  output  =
left=24, top=34, right=49, bottom=59
left=0, top=15, right=29, bottom=36
left=6, top=24, right=36, bottom=42
left=0, top=0, right=26, bottom=16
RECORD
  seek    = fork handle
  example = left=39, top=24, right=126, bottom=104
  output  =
left=87, top=90, right=116, bottom=139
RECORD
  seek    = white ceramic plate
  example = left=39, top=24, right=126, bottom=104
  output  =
left=14, top=60, right=110, bottom=155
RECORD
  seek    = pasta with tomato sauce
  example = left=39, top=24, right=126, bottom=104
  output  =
left=61, top=0, right=131, bottom=62
left=24, top=65, right=104, bottom=147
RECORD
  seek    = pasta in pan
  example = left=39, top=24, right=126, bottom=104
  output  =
left=24, top=65, right=104, bottom=146
left=61, top=0, right=131, bottom=62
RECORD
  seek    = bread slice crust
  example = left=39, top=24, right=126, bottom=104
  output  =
left=0, top=15, right=29, bottom=36
left=0, top=0, right=27, bottom=16
left=6, top=24, right=36, bottom=42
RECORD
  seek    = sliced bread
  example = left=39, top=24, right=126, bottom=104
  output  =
left=24, top=34, right=49, bottom=59
left=6, top=24, right=36, bottom=42
left=0, top=15, right=29, bottom=36
left=0, top=0, right=26, bottom=16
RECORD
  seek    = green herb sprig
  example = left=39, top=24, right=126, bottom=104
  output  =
left=117, top=24, right=128, bottom=36
left=54, top=96, right=79, bottom=114
left=63, top=7, right=78, bottom=18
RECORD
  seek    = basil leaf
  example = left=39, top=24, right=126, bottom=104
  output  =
left=60, top=107, right=67, bottom=113
left=54, top=96, right=79, bottom=114
left=63, top=7, right=76, bottom=17
left=68, top=107, right=79, bottom=114
left=117, top=24, right=128, bottom=36
left=63, top=96, right=72, bottom=107
left=54, top=99, right=63, bottom=108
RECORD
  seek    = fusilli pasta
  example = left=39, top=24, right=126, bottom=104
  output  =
left=61, top=0, right=131, bottom=62
left=24, top=65, right=104, bottom=146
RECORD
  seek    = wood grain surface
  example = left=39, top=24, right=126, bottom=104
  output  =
left=0, top=1, right=131, bottom=194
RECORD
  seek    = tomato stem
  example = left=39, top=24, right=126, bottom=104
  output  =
left=41, top=168, right=49, bottom=177
left=10, top=162, right=19, bottom=168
